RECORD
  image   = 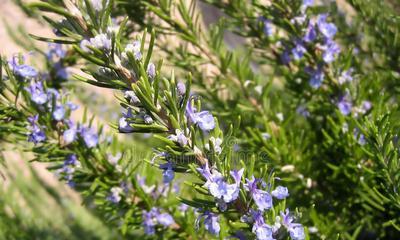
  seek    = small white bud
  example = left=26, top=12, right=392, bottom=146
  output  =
left=147, top=62, right=156, bottom=79
left=144, top=115, right=153, bottom=124
left=306, top=178, right=312, bottom=188
left=244, top=80, right=252, bottom=88
left=177, top=81, right=186, bottom=96
left=255, top=85, right=263, bottom=95
left=281, top=165, right=295, bottom=172
left=276, top=112, right=284, bottom=122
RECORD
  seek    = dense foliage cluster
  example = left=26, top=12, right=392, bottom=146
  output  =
left=1, top=0, right=400, bottom=239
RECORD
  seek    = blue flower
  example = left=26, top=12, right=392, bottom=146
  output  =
left=231, top=231, right=247, bottom=240
left=301, top=0, right=314, bottom=11
left=291, top=40, right=307, bottom=60
left=137, top=175, right=157, bottom=194
left=63, top=124, right=77, bottom=145
left=197, top=111, right=215, bottom=131
left=197, top=164, right=240, bottom=203
left=142, top=208, right=175, bottom=235
left=90, top=34, right=111, bottom=51
left=196, top=211, right=220, bottom=235
left=322, top=39, right=340, bottom=63
left=81, top=34, right=111, bottom=52
left=9, top=55, right=38, bottom=78
left=123, top=41, right=142, bottom=60
left=106, top=187, right=123, bottom=204
left=142, top=210, right=157, bottom=235
left=168, top=129, right=188, bottom=146
left=46, top=88, right=60, bottom=100
left=178, top=203, right=189, bottom=212
left=271, top=186, right=289, bottom=199
left=66, top=102, right=79, bottom=111
left=337, top=97, right=352, bottom=116
left=53, top=105, right=65, bottom=121
left=147, top=62, right=156, bottom=79
left=260, top=18, right=273, bottom=37
left=53, top=62, right=68, bottom=79
left=305, top=66, right=324, bottom=89
left=79, top=127, right=98, bottom=148
left=15, top=65, right=38, bottom=78
left=353, top=128, right=366, bottom=145
left=317, top=14, right=337, bottom=39
left=156, top=213, right=175, bottom=226
left=290, top=225, right=306, bottom=240
left=281, top=50, right=291, bottom=65
left=361, top=101, right=372, bottom=113
left=124, top=90, right=140, bottom=104
left=186, top=101, right=215, bottom=131
left=204, top=212, right=220, bottom=235
left=64, top=154, right=79, bottom=166
left=296, top=105, right=310, bottom=118
left=250, top=210, right=274, bottom=240
left=119, top=108, right=134, bottom=133
left=230, top=168, right=244, bottom=186
left=46, top=43, right=66, bottom=60
left=253, top=190, right=273, bottom=211
left=177, top=81, right=186, bottom=96
left=119, top=117, right=133, bottom=133
left=209, top=178, right=239, bottom=203
left=281, top=209, right=305, bottom=240
left=27, top=115, right=46, bottom=144
left=63, top=129, right=76, bottom=143
left=197, top=163, right=217, bottom=186
left=26, top=81, right=48, bottom=104
left=28, top=125, right=46, bottom=144
left=244, top=177, right=273, bottom=211
left=338, top=68, right=353, bottom=84
left=160, top=162, right=175, bottom=184
left=198, top=164, right=239, bottom=203
left=303, top=23, right=317, bottom=43
left=59, top=154, right=80, bottom=186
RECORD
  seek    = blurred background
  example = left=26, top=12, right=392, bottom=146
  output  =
left=0, top=0, right=122, bottom=238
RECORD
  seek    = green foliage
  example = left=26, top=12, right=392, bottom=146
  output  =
left=1, top=0, right=400, bottom=239
left=0, top=155, right=117, bottom=240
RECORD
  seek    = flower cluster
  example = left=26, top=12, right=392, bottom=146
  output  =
left=121, top=41, right=142, bottom=61
left=244, top=180, right=302, bottom=240
left=9, top=54, right=38, bottom=78
left=262, top=1, right=373, bottom=119
left=247, top=208, right=304, bottom=240
left=287, top=10, right=341, bottom=88
left=0, top=0, right=319, bottom=238
left=63, top=121, right=99, bottom=148
left=142, top=208, right=175, bottom=235
left=281, top=209, right=306, bottom=240
left=196, top=211, right=220, bottom=235
left=196, top=162, right=303, bottom=239
left=106, top=186, right=124, bottom=204
left=57, top=154, right=81, bottom=187
left=27, top=115, right=46, bottom=144
left=46, top=43, right=68, bottom=80
left=198, top=164, right=242, bottom=210
left=137, top=175, right=180, bottom=200
left=81, top=34, right=112, bottom=52
left=22, top=62, right=98, bottom=148
left=186, top=101, right=215, bottom=132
